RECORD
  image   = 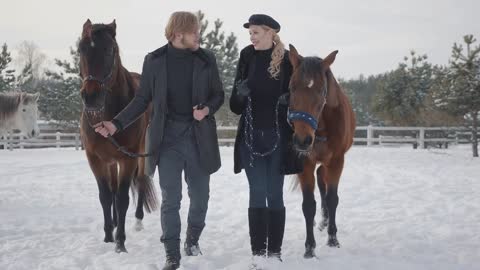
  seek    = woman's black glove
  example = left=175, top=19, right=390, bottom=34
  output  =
left=236, top=79, right=251, bottom=97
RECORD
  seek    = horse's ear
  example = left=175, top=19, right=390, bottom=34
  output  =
left=323, top=50, right=338, bottom=68
left=289, top=44, right=302, bottom=69
left=82, top=19, right=92, bottom=39
left=108, top=19, right=117, bottom=38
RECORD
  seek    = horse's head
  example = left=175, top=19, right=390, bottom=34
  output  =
left=288, top=44, right=339, bottom=152
left=79, top=19, right=118, bottom=116
left=15, top=92, right=40, bottom=138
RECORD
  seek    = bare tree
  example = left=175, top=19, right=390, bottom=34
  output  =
left=15, top=40, right=46, bottom=88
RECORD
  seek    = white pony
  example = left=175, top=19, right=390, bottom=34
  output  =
left=0, top=92, right=40, bottom=138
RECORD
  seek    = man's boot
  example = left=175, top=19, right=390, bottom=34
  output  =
left=162, top=240, right=181, bottom=270
left=184, top=226, right=203, bottom=256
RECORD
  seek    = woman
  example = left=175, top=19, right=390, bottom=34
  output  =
left=230, top=14, right=303, bottom=260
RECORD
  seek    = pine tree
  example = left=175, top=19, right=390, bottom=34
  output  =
left=340, top=74, right=384, bottom=125
left=433, top=35, right=480, bottom=157
left=373, top=51, right=434, bottom=126
left=197, top=10, right=239, bottom=125
left=41, top=41, right=82, bottom=126
left=0, top=43, right=16, bottom=91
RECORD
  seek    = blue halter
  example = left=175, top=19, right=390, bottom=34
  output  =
left=287, top=110, right=318, bottom=130
left=287, top=78, right=328, bottom=131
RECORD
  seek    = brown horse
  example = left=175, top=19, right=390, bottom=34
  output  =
left=287, top=44, right=355, bottom=258
left=79, top=19, right=157, bottom=253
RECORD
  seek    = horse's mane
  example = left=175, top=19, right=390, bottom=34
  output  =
left=0, top=92, right=23, bottom=121
left=91, top=24, right=115, bottom=36
left=299, top=57, right=323, bottom=81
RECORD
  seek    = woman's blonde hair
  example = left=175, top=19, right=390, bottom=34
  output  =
left=165, top=11, right=199, bottom=42
left=261, top=26, right=285, bottom=80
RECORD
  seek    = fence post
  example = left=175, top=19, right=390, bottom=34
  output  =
left=367, top=125, right=373, bottom=146
left=8, top=131, right=13, bottom=151
left=20, top=134, right=24, bottom=149
left=419, top=128, right=425, bottom=149
left=75, top=134, right=80, bottom=150
left=56, top=132, right=61, bottom=149
left=1, top=134, right=6, bottom=150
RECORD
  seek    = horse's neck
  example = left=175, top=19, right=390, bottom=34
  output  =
left=0, top=113, right=17, bottom=135
left=321, top=70, right=344, bottom=128
left=111, top=66, right=135, bottom=98
left=103, top=66, right=135, bottom=116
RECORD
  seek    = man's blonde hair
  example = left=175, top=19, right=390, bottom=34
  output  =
left=165, top=11, right=199, bottom=42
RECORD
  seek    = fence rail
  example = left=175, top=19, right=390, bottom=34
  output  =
left=1, top=125, right=478, bottom=151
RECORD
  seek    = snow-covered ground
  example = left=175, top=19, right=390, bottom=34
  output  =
left=0, top=146, right=479, bottom=270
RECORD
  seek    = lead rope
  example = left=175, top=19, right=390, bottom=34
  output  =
left=243, top=96, right=282, bottom=167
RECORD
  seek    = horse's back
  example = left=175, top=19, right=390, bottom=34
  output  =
left=340, top=90, right=356, bottom=152
left=129, top=72, right=141, bottom=93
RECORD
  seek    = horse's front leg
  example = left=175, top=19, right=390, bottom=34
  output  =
left=87, top=153, right=114, bottom=243
left=325, top=157, right=344, bottom=248
left=300, top=160, right=317, bottom=258
left=114, top=159, right=137, bottom=253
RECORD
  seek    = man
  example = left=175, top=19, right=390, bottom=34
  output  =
left=94, top=11, right=224, bottom=270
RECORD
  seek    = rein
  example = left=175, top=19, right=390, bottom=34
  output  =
left=85, top=117, right=154, bottom=158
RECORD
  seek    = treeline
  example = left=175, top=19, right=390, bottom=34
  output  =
left=1, top=15, right=478, bottom=156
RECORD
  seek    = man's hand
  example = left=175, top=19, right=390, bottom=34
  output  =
left=193, top=105, right=209, bottom=121
left=93, top=121, right=118, bottom=138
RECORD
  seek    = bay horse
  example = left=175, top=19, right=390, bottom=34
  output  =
left=79, top=19, right=157, bottom=253
left=0, top=91, right=40, bottom=138
left=287, top=45, right=355, bottom=258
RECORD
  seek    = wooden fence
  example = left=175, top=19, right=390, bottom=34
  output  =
left=1, top=125, right=477, bottom=151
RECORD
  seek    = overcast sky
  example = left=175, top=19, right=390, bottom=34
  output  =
left=1, top=0, right=478, bottom=79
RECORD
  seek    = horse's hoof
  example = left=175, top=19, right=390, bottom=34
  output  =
left=304, top=246, right=316, bottom=258
left=104, top=234, right=114, bottom=243
left=327, top=235, right=340, bottom=248
left=115, top=242, right=128, bottom=253
left=134, top=219, right=144, bottom=231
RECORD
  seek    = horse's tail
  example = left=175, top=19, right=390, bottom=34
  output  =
left=131, top=116, right=158, bottom=213
left=132, top=171, right=158, bottom=213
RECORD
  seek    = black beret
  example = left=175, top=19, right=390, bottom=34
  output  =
left=243, top=14, right=281, bottom=33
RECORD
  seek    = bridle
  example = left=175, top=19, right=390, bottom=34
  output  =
left=81, top=47, right=153, bottom=158
left=287, top=76, right=329, bottom=143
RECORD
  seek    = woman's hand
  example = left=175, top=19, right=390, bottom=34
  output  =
left=236, top=79, right=251, bottom=97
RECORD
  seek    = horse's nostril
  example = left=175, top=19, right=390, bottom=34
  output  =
left=293, top=135, right=301, bottom=146
left=293, top=134, right=313, bottom=150
left=304, top=136, right=313, bottom=146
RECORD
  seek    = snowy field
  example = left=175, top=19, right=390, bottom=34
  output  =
left=0, top=146, right=479, bottom=270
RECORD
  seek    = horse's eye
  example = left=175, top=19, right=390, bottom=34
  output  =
left=22, top=109, right=26, bottom=112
